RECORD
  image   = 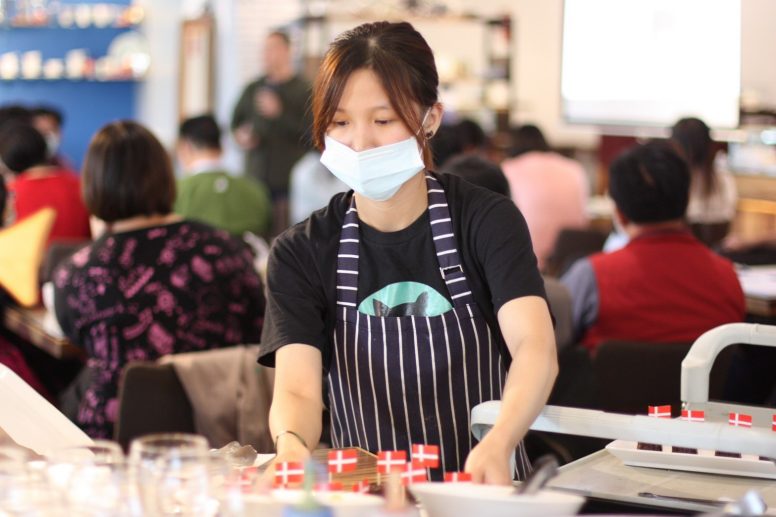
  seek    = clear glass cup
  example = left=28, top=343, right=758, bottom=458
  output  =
left=0, top=446, right=62, bottom=515
left=46, top=440, right=140, bottom=516
left=129, top=433, right=226, bottom=516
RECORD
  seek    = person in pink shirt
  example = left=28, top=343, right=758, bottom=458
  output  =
left=501, top=125, right=589, bottom=271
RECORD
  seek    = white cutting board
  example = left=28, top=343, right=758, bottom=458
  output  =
left=0, top=364, right=93, bottom=455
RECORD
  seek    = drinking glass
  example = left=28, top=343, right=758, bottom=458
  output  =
left=47, top=440, right=140, bottom=516
left=0, top=446, right=61, bottom=515
left=129, top=433, right=223, bottom=516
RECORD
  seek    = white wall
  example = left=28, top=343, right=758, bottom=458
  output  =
left=740, top=0, right=776, bottom=109
left=136, top=0, right=183, bottom=149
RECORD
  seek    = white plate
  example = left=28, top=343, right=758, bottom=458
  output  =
left=243, top=489, right=383, bottom=517
left=606, top=440, right=776, bottom=479
left=410, top=483, right=584, bottom=517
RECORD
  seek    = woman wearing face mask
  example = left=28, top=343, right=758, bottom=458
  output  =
left=258, top=21, right=557, bottom=484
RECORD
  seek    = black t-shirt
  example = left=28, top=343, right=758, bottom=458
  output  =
left=258, top=172, right=546, bottom=370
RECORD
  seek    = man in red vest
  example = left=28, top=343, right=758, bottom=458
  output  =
left=561, top=141, right=745, bottom=354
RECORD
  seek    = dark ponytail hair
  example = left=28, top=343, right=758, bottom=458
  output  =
left=311, top=21, right=439, bottom=168
left=671, top=117, right=717, bottom=197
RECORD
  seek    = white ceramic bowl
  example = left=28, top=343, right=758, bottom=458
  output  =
left=242, top=489, right=384, bottom=517
left=410, top=483, right=585, bottom=517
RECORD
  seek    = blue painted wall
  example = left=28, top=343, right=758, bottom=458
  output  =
left=0, top=0, right=137, bottom=171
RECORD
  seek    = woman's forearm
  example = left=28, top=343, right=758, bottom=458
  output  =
left=486, top=339, right=558, bottom=453
left=488, top=296, right=558, bottom=453
left=269, top=388, right=323, bottom=454
left=269, top=343, right=325, bottom=455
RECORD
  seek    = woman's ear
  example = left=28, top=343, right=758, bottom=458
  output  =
left=423, top=102, right=444, bottom=137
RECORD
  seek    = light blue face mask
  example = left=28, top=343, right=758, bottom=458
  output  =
left=319, top=127, right=427, bottom=202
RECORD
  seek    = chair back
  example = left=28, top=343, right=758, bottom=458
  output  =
left=114, top=362, right=196, bottom=450
left=546, top=228, right=607, bottom=277
left=689, top=221, right=730, bottom=248
left=593, top=340, right=732, bottom=415
left=543, top=276, right=573, bottom=351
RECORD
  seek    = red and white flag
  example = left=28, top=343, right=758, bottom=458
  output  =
left=411, top=444, right=440, bottom=468
left=680, top=409, right=705, bottom=422
left=315, top=481, right=343, bottom=491
left=648, top=405, right=672, bottom=418
left=328, top=449, right=358, bottom=474
left=274, top=461, right=304, bottom=487
left=444, top=471, right=472, bottom=483
left=401, top=461, right=428, bottom=485
left=352, top=479, right=370, bottom=493
left=377, top=450, right=407, bottom=474
left=239, top=466, right=259, bottom=493
left=772, top=414, right=776, bottom=432
left=728, top=412, right=753, bottom=428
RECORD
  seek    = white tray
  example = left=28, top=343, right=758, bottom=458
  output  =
left=606, top=440, right=776, bottom=480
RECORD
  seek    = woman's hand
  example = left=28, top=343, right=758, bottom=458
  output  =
left=260, top=436, right=311, bottom=484
left=464, top=432, right=513, bottom=485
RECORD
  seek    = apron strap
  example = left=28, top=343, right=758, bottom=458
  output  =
left=334, top=174, right=476, bottom=309
left=336, top=201, right=360, bottom=308
left=425, top=174, right=475, bottom=307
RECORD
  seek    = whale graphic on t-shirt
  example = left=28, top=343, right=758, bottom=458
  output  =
left=358, top=281, right=452, bottom=317
left=373, top=292, right=428, bottom=317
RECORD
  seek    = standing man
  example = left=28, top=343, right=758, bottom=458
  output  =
left=231, top=30, right=311, bottom=236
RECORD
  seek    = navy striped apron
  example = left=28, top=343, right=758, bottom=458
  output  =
left=328, top=173, right=531, bottom=480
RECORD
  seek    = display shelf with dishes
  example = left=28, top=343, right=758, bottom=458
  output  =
left=0, top=28, right=149, bottom=81
left=0, top=1, right=146, bottom=169
left=0, top=1, right=143, bottom=29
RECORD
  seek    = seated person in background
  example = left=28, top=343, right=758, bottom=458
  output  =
left=561, top=141, right=745, bottom=354
left=430, top=118, right=488, bottom=169
left=456, top=118, right=488, bottom=154
left=289, top=149, right=347, bottom=225
left=31, top=105, right=72, bottom=170
left=501, top=124, right=589, bottom=271
left=430, top=123, right=464, bottom=168
left=53, top=121, right=265, bottom=438
left=440, top=154, right=510, bottom=197
left=174, top=114, right=271, bottom=238
left=671, top=117, right=737, bottom=246
left=0, top=104, right=32, bottom=128
left=0, top=123, right=90, bottom=244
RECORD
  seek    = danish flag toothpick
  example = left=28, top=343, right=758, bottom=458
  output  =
left=315, top=481, right=343, bottom=491
left=274, top=461, right=304, bottom=487
left=411, top=444, right=440, bottom=469
left=648, top=405, right=672, bottom=418
left=352, top=479, right=370, bottom=493
left=239, top=467, right=258, bottom=493
left=328, top=449, right=358, bottom=474
left=680, top=409, right=705, bottom=422
left=377, top=450, right=407, bottom=474
left=444, top=471, right=472, bottom=483
left=401, top=460, right=428, bottom=485
left=728, top=412, right=753, bottom=428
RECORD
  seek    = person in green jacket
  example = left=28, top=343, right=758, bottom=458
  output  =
left=175, top=114, right=271, bottom=238
left=230, top=30, right=311, bottom=235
